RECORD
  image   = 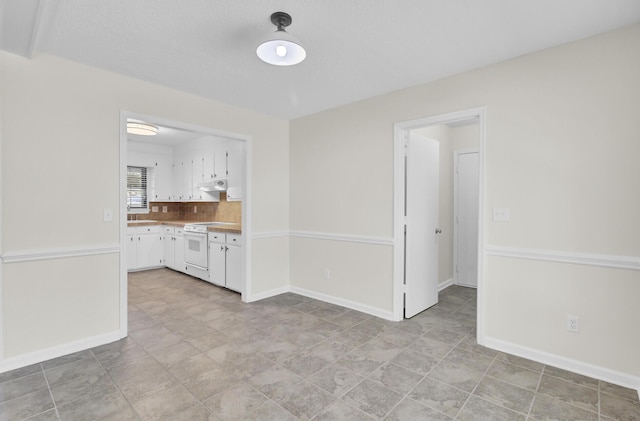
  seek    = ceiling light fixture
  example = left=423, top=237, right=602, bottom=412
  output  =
left=257, top=12, right=306, bottom=66
left=127, top=122, right=158, bottom=136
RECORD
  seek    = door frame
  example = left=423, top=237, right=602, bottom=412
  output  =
left=393, top=106, right=486, bottom=343
left=119, top=111, right=252, bottom=338
left=453, top=149, right=480, bottom=287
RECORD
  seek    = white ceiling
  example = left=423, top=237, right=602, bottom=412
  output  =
left=2, top=0, right=640, bottom=120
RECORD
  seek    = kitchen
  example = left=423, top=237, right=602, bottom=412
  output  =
left=126, top=118, right=246, bottom=294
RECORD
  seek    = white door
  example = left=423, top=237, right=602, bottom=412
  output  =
left=405, top=134, right=439, bottom=318
left=454, top=151, right=479, bottom=287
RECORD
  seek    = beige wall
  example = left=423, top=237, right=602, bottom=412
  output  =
left=0, top=53, right=290, bottom=361
left=290, top=24, right=640, bottom=380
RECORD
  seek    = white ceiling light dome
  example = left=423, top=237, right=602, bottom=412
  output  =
left=257, top=12, right=306, bottom=67
left=127, top=122, right=158, bottom=136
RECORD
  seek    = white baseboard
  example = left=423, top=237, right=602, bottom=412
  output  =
left=438, top=278, right=453, bottom=291
left=0, top=330, right=123, bottom=374
left=244, top=286, right=291, bottom=303
left=290, top=286, right=396, bottom=321
left=483, top=335, right=640, bottom=394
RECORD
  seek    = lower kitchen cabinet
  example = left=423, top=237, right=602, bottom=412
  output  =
left=127, top=225, right=163, bottom=271
left=208, top=233, right=243, bottom=292
left=162, top=226, right=185, bottom=272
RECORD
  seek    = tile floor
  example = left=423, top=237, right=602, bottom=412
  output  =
left=1, top=268, right=638, bottom=420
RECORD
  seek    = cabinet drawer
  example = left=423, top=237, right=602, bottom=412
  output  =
left=136, top=225, right=161, bottom=234
left=208, top=232, right=226, bottom=243
left=163, top=226, right=175, bottom=234
left=226, top=234, right=243, bottom=245
left=175, top=228, right=184, bottom=237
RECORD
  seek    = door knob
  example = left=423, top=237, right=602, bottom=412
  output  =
left=435, top=228, right=442, bottom=234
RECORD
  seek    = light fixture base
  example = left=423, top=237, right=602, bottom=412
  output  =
left=270, top=12, right=292, bottom=30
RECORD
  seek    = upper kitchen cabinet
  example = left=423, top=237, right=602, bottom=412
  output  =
left=153, top=156, right=173, bottom=201
left=224, top=140, right=245, bottom=201
left=127, top=141, right=174, bottom=203
left=127, top=132, right=244, bottom=204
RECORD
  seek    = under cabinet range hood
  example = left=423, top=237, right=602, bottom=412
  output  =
left=197, top=178, right=227, bottom=191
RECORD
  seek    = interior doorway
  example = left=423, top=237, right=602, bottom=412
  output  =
left=393, top=107, right=486, bottom=342
left=118, top=111, right=251, bottom=337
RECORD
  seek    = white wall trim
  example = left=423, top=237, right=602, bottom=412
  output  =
left=0, top=244, right=120, bottom=263
left=245, top=286, right=291, bottom=303
left=0, top=330, right=122, bottom=374
left=439, top=278, right=453, bottom=291
left=245, top=284, right=396, bottom=321
left=252, top=231, right=290, bottom=240
left=291, top=286, right=396, bottom=321
left=290, top=230, right=394, bottom=246
left=485, top=245, right=640, bottom=271
left=484, top=335, right=640, bottom=394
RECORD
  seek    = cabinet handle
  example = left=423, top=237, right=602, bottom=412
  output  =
left=220, top=245, right=224, bottom=251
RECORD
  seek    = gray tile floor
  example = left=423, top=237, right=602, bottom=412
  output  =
left=1, top=268, right=638, bottom=420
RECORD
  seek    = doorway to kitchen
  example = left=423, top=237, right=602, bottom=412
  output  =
left=393, top=107, right=486, bottom=342
left=118, top=111, right=251, bottom=337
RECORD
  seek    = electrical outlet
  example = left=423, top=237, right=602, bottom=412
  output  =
left=162, top=206, right=168, bottom=213
left=567, top=315, right=579, bottom=333
left=324, top=269, right=331, bottom=280
left=193, top=206, right=197, bottom=213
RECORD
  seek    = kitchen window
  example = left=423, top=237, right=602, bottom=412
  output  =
left=127, top=166, right=148, bottom=210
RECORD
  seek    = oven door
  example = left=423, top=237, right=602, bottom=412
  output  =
left=184, top=231, right=208, bottom=269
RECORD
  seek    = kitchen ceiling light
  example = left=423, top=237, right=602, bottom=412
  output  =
left=257, top=12, right=306, bottom=66
left=127, top=122, right=158, bottom=136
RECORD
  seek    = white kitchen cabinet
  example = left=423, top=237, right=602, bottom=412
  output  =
left=127, top=235, right=137, bottom=270
left=214, top=148, right=227, bottom=179
left=191, top=156, right=205, bottom=201
left=208, top=232, right=243, bottom=292
left=175, top=233, right=185, bottom=271
left=152, top=157, right=173, bottom=201
left=162, top=226, right=175, bottom=268
left=182, top=160, right=192, bottom=201
left=171, top=161, right=182, bottom=201
left=162, top=226, right=186, bottom=272
left=127, top=225, right=162, bottom=270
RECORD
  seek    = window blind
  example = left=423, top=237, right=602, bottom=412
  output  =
left=127, top=166, right=148, bottom=209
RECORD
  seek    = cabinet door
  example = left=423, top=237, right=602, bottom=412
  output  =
left=163, top=234, right=175, bottom=269
left=209, top=243, right=226, bottom=286
left=137, top=233, right=162, bottom=268
left=225, top=244, right=243, bottom=292
left=182, top=160, right=193, bottom=200
left=127, top=235, right=137, bottom=270
left=192, top=156, right=205, bottom=201
left=171, top=162, right=182, bottom=201
left=203, top=150, right=215, bottom=180
left=214, top=148, right=227, bottom=179
left=153, top=157, right=173, bottom=201
left=174, top=235, right=186, bottom=273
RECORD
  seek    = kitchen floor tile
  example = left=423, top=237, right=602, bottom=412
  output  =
left=343, top=379, right=403, bottom=418
left=6, top=269, right=627, bottom=420
left=409, top=377, right=469, bottom=418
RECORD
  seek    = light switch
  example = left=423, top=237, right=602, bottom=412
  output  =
left=103, top=208, right=113, bottom=222
left=493, top=208, right=510, bottom=221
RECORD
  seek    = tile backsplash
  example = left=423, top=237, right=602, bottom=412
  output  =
left=129, top=193, right=241, bottom=223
